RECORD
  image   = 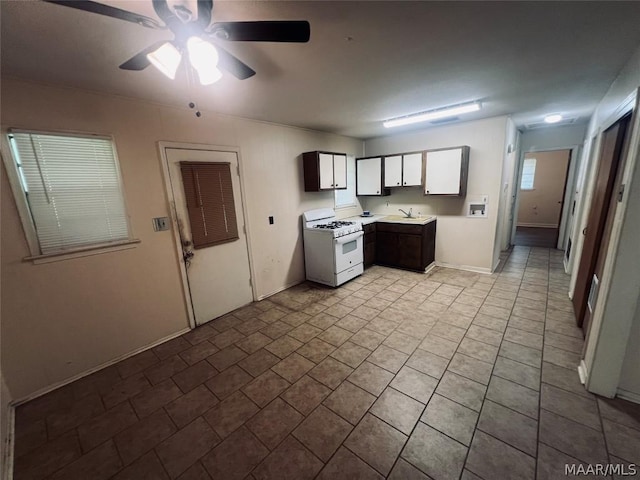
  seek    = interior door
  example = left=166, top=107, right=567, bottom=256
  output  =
left=572, top=114, right=631, bottom=331
left=166, top=147, right=253, bottom=326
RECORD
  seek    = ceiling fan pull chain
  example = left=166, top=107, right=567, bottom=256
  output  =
left=185, top=62, right=202, bottom=118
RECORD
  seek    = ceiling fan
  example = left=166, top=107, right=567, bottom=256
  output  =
left=43, top=0, right=311, bottom=84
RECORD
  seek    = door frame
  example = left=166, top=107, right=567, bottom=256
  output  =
left=158, top=141, right=257, bottom=329
left=510, top=146, right=580, bottom=250
left=577, top=89, right=640, bottom=397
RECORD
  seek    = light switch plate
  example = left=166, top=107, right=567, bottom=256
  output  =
left=153, top=217, right=170, bottom=231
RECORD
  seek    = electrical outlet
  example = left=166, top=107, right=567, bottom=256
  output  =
left=153, top=217, right=170, bottom=231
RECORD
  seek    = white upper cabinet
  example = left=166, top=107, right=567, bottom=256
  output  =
left=318, top=153, right=334, bottom=189
left=333, top=154, right=347, bottom=189
left=303, top=151, right=348, bottom=191
left=424, top=146, right=470, bottom=196
left=384, top=152, right=423, bottom=187
left=384, top=155, right=402, bottom=187
left=357, top=157, right=388, bottom=196
left=402, top=152, right=423, bottom=186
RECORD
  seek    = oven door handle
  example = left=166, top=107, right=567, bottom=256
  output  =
left=335, top=231, right=364, bottom=244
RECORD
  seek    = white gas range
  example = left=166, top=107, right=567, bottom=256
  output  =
left=302, top=208, right=364, bottom=287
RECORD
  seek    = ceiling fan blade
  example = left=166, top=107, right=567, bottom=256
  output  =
left=212, top=21, right=310, bottom=42
left=119, top=41, right=168, bottom=71
left=196, top=0, right=213, bottom=30
left=216, top=45, right=256, bottom=80
left=42, top=0, right=164, bottom=29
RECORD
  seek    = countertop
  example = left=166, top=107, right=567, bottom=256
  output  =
left=343, top=214, right=436, bottom=226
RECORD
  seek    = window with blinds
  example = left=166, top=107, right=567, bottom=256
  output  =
left=180, top=162, right=239, bottom=248
left=521, top=158, right=537, bottom=190
left=8, top=131, right=131, bottom=255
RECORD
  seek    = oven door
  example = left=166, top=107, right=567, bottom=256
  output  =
left=334, top=231, right=364, bottom=273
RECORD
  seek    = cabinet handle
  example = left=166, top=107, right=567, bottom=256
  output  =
left=376, top=191, right=380, bottom=194
left=426, top=190, right=430, bottom=194
left=403, top=181, right=406, bottom=185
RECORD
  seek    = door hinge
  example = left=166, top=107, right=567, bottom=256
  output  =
left=243, top=225, right=247, bottom=234
left=249, top=278, right=252, bottom=287
left=617, top=183, right=625, bottom=202
left=236, top=165, right=240, bottom=176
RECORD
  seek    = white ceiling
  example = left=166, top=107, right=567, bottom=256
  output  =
left=2, top=1, right=640, bottom=139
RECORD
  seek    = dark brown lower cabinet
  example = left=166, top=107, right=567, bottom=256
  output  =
left=376, top=220, right=436, bottom=271
left=363, top=223, right=376, bottom=268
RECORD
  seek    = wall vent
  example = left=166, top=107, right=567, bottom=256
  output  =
left=524, top=117, right=577, bottom=130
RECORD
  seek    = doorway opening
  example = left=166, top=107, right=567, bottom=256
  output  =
left=513, top=149, right=572, bottom=248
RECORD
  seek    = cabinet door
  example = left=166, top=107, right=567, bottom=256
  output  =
left=402, top=153, right=423, bottom=186
left=319, top=153, right=335, bottom=189
left=398, top=234, right=423, bottom=270
left=357, top=157, right=382, bottom=195
left=376, top=231, right=398, bottom=266
left=384, top=155, right=402, bottom=187
left=333, top=154, right=347, bottom=189
left=425, top=148, right=462, bottom=194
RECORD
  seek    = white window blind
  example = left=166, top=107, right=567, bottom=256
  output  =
left=9, top=132, right=130, bottom=255
left=521, top=158, right=536, bottom=190
left=335, top=154, right=357, bottom=208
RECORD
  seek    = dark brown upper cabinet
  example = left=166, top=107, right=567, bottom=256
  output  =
left=303, top=151, right=347, bottom=191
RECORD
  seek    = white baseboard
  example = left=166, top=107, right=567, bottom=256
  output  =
left=257, top=279, right=305, bottom=301
left=11, top=327, right=191, bottom=407
left=578, top=359, right=589, bottom=385
left=617, top=388, right=640, bottom=405
left=435, top=261, right=493, bottom=275
left=517, top=223, right=558, bottom=228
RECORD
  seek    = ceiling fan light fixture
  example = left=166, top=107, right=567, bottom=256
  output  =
left=383, top=101, right=482, bottom=128
left=147, top=42, right=182, bottom=79
left=187, top=36, right=221, bottom=85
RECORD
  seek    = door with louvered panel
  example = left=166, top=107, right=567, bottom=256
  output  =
left=165, top=148, right=253, bottom=326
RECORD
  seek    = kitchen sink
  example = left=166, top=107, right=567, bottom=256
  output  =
left=380, top=215, right=434, bottom=225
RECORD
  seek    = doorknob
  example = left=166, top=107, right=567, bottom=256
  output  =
left=582, top=227, right=587, bottom=236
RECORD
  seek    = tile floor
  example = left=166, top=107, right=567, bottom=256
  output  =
left=12, top=246, right=640, bottom=480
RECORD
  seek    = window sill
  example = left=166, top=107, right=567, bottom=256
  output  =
left=24, top=239, right=141, bottom=264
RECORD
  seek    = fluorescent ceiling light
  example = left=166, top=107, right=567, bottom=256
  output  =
left=544, top=114, right=563, bottom=124
left=147, top=42, right=182, bottom=80
left=187, top=36, right=222, bottom=85
left=383, top=101, right=481, bottom=128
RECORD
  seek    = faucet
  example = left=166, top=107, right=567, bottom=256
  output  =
left=399, top=208, right=413, bottom=218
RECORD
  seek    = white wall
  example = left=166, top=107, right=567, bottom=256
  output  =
left=619, top=300, right=640, bottom=396
left=363, top=116, right=508, bottom=272
left=0, top=77, right=362, bottom=400
left=573, top=43, right=640, bottom=399
left=495, top=118, right=519, bottom=257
